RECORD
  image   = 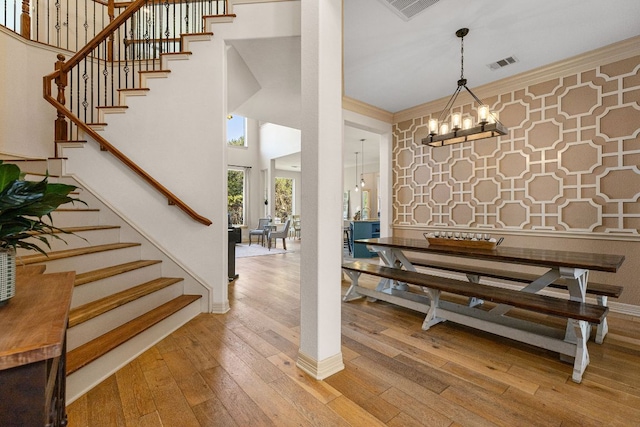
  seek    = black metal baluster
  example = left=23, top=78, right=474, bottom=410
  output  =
left=81, top=56, right=88, bottom=123
left=65, top=0, right=69, bottom=50
left=83, top=0, right=87, bottom=47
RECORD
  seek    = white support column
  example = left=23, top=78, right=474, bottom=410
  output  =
left=297, top=0, right=345, bottom=379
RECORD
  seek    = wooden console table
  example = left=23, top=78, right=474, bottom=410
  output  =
left=0, top=267, right=75, bottom=426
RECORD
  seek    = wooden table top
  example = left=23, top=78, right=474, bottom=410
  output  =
left=357, top=237, right=625, bottom=273
left=0, top=269, right=75, bottom=370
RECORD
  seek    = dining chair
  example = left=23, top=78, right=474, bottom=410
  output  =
left=249, top=218, right=270, bottom=246
left=268, top=219, right=291, bottom=250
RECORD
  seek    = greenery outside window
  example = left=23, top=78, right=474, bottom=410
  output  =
left=275, top=177, right=293, bottom=220
left=228, top=169, right=245, bottom=225
left=227, top=115, right=246, bottom=147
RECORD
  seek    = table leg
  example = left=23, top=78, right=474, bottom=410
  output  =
left=374, top=247, right=410, bottom=292
left=489, top=268, right=561, bottom=316
left=343, top=270, right=363, bottom=301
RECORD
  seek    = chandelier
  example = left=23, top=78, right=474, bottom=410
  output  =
left=422, top=28, right=508, bottom=148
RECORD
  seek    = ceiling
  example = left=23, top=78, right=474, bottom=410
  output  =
left=344, top=0, right=640, bottom=113
left=231, top=0, right=640, bottom=171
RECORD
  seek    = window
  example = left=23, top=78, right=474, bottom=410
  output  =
left=228, top=169, right=245, bottom=225
left=227, top=115, right=246, bottom=147
left=275, top=177, right=293, bottom=221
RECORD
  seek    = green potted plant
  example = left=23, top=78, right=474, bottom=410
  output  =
left=0, top=161, right=83, bottom=305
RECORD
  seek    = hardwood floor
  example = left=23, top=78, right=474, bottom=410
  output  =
left=67, top=240, right=640, bottom=426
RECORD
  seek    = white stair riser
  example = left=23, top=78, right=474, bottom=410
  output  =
left=66, top=299, right=201, bottom=404
left=17, top=228, right=121, bottom=255
left=70, top=263, right=163, bottom=308
left=67, top=282, right=184, bottom=351
left=21, top=246, right=141, bottom=274
left=49, top=210, right=101, bottom=227
left=15, top=161, right=49, bottom=175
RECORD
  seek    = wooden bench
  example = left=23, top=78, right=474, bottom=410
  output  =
left=405, top=257, right=622, bottom=343
left=342, top=261, right=608, bottom=383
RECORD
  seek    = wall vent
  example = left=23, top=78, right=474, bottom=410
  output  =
left=378, top=0, right=441, bottom=21
left=487, top=56, right=519, bottom=71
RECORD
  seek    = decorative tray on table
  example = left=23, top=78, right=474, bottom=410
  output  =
left=423, top=233, right=500, bottom=250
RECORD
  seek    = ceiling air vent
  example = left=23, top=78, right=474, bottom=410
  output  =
left=487, top=56, right=519, bottom=71
left=378, top=0, right=441, bottom=21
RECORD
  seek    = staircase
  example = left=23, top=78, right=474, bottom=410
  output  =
left=9, top=158, right=206, bottom=403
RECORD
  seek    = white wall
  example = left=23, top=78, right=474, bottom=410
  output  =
left=259, top=122, right=301, bottom=169
left=0, top=27, right=61, bottom=158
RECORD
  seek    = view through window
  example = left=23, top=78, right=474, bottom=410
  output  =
left=275, top=177, right=293, bottom=221
left=228, top=169, right=244, bottom=225
left=227, top=115, right=246, bottom=146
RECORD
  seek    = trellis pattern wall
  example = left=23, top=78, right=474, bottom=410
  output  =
left=393, top=54, right=640, bottom=235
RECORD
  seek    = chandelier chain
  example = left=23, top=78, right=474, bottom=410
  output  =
left=460, top=34, right=464, bottom=81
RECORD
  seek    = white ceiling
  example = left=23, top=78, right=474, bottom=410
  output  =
left=231, top=0, right=640, bottom=171
left=344, top=0, right=640, bottom=113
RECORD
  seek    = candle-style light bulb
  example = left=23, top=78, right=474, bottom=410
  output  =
left=478, top=106, right=489, bottom=123
left=451, top=113, right=461, bottom=130
left=428, top=118, right=438, bottom=135
left=488, top=110, right=499, bottom=124
left=463, top=117, right=473, bottom=130
left=440, top=123, right=449, bottom=135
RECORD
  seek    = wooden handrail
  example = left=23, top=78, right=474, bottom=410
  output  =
left=43, top=0, right=215, bottom=226
left=43, top=83, right=212, bottom=225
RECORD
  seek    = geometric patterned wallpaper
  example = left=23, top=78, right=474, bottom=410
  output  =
left=393, top=54, right=640, bottom=236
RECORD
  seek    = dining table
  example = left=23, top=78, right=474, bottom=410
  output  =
left=348, top=236, right=624, bottom=303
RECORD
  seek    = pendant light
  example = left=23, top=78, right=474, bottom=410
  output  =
left=354, top=152, right=359, bottom=192
left=360, top=139, right=366, bottom=188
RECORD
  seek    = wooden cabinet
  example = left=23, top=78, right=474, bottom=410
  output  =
left=350, top=220, right=380, bottom=258
left=0, top=268, right=75, bottom=427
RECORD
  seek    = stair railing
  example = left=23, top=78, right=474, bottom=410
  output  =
left=2, top=0, right=111, bottom=52
left=43, top=0, right=227, bottom=226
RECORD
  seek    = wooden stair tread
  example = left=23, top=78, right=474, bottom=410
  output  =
left=27, top=225, right=120, bottom=236
left=69, top=277, right=184, bottom=327
left=139, top=70, right=171, bottom=74
left=66, top=294, right=201, bottom=375
left=75, top=259, right=162, bottom=286
left=117, top=88, right=150, bottom=92
left=19, top=242, right=141, bottom=265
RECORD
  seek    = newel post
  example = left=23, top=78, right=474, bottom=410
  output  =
left=20, top=0, right=30, bottom=39
left=107, top=0, right=115, bottom=61
left=54, top=54, right=68, bottom=143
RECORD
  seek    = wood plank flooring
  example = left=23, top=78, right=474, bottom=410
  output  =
left=67, top=240, right=640, bottom=426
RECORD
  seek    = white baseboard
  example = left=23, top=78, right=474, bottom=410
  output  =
left=296, top=350, right=344, bottom=380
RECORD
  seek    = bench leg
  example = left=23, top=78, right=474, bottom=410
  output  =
left=594, top=295, right=608, bottom=344
left=563, top=319, right=590, bottom=383
left=421, top=288, right=444, bottom=330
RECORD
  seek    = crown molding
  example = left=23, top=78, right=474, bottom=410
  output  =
left=393, top=34, right=640, bottom=124
left=342, top=96, right=394, bottom=124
